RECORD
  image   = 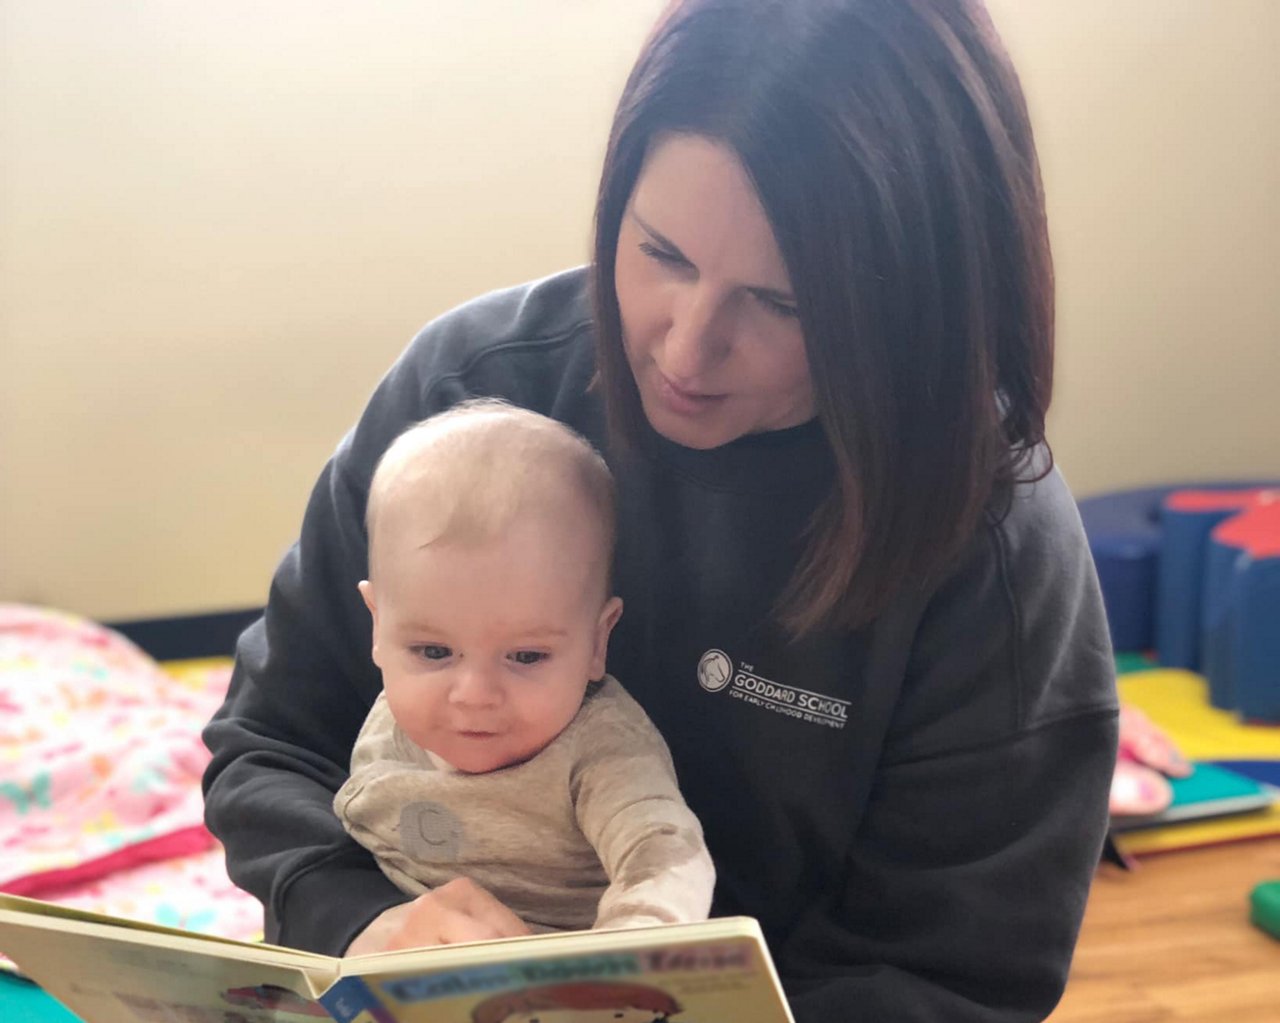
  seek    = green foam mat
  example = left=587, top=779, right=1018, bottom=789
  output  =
left=0, top=971, right=82, bottom=1023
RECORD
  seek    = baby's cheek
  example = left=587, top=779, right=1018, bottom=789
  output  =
left=384, top=684, right=435, bottom=738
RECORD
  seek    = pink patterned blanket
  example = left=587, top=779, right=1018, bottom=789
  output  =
left=0, top=604, right=261, bottom=941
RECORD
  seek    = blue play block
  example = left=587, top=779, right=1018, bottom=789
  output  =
left=1077, top=486, right=1168, bottom=653
left=1077, top=481, right=1279, bottom=657
left=1235, top=551, right=1280, bottom=723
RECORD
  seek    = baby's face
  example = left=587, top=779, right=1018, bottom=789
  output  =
left=364, top=504, right=620, bottom=774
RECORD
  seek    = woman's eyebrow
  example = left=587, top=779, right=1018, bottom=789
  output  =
left=630, top=209, right=688, bottom=260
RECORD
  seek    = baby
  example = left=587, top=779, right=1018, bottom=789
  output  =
left=335, top=400, right=715, bottom=935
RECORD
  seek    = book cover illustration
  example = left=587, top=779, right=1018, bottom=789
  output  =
left=325, top=937, right=774, bottom=1023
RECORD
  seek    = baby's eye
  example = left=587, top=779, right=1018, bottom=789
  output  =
left=510, top=650, right=548, bottom=666
left=411, top=644, right=451, bottom=661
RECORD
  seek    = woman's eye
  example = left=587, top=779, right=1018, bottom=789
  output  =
left=412, top=644, right=451, bottom=661
left=510, top=650, right=548, bottom=666
left=638, top=241, right=687, bottom=267
left=754, top=292, right=799, bottom=320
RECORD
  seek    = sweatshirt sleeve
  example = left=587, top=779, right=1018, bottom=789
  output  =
left=778, top=471, right=1119, bottom=1021
left=571, top=686, right=717, bottom=930
left=201, top=328, right=467, bottom=955
left=202, top=271, right=597, bottom=955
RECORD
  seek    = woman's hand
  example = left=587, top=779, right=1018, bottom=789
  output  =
left=345, top=878, right=531, bottom=956
left=1109, top=704, right=1193, bottom=817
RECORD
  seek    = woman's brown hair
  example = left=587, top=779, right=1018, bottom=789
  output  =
left=592, top=0, right=1055, bottom=635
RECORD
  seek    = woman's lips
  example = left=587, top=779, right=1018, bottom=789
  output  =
left=655, top=371, right=726, bottom=416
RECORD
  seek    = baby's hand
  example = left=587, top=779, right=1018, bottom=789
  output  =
left=345, top=878, right=530, bottom=955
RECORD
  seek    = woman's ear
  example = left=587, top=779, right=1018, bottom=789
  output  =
left=590, top=596, right=624, bottom=679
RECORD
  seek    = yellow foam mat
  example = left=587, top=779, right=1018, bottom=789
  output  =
left=161, top=656, right=234, bottom=685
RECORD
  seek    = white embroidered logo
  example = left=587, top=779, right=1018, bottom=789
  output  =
left=697, top=649, right=849, bottom=730
left=696, top=649, right=733, bottom=692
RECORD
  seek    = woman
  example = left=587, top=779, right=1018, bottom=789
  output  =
left=202, top=2, right=1118, bottom=1019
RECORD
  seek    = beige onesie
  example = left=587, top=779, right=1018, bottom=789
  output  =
left=334, top=676, right=715, bottom=932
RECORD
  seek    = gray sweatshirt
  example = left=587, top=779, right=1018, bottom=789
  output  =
left=203, top=267, right=1118, bottom=1023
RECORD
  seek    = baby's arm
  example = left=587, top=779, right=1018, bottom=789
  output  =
left=336, top=697, right=530, bottom=950
left=572, top=690, right=716, bottom=930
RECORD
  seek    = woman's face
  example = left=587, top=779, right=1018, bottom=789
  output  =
left=614, top=133, right=815, bottom=450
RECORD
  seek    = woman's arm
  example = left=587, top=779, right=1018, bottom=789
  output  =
left=779, top=470, right=1119, bottom=1021
left=201, top=269, right=598, bottom=954
left=782, top=712, right=1117, bottom=1021
left=201, top=346, right=436, bottom=954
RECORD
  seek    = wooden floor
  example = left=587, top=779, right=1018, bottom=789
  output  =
left=1048, top=838, right=1280, bottom=1022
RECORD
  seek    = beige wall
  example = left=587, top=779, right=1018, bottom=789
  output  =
left=1, top=1, right=1276, bottom=622
left=992, top=0, right=1280, bottom=498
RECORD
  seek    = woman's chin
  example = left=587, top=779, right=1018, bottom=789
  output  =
left=639, top=395, right=734, bottom=450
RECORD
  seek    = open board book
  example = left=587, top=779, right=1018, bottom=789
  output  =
left=0, top=893, right=795, bottom=1023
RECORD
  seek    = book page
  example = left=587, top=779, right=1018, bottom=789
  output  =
left=0, top=893, right=265, bottom=950
left=332, top=919, right=795, bottom=1023
left=0, top=909, right=340, bottom=1023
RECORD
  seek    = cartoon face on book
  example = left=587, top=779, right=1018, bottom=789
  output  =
left=470, top=981, right=683, bottom=1023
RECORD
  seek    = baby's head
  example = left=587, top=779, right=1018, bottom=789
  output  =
left=360, top=400, right=623, bottom=774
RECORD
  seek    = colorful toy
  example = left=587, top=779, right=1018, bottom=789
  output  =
left=1210, top=501, right=1280, bottom=721
left=1076, top=481, right=1277, bottom=656
left=1079, top=483, right=1280, bottom=723
left=1157, top=489, right=1269, bottom=670
left=1249, top=880, right=1280, bottom=940
left=1077, top=485, right=1170, bottom=653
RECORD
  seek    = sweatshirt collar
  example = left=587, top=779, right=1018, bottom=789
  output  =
left=639, top=416, right=835, bottom=495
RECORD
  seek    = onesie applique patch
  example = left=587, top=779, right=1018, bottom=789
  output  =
left=399, top=801, right=465, bottom=862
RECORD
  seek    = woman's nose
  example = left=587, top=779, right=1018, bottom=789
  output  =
left=662, top=286, right=729, bottom=382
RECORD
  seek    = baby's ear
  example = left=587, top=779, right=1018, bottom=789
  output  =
left=591, top=596, right=624, bottom=678
left=357, top=580, right=377, bottom=617
left=358, top=581, right=381, bottom=664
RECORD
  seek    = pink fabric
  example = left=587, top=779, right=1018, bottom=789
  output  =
left=2, top=824, right=213, bottom=897
left=25, top=840, right=264, bottom=941
left=0, top=604, right=261, bottom=942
